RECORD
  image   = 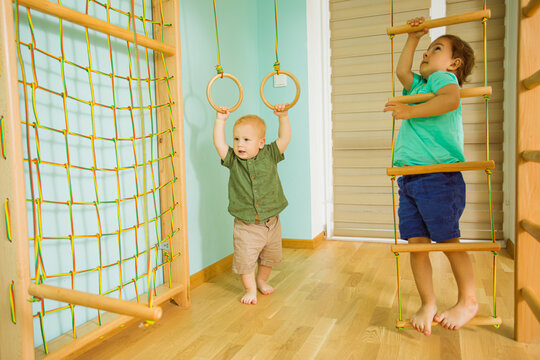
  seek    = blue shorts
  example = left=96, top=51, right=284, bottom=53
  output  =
left=397, top=172, right=465, bottom=242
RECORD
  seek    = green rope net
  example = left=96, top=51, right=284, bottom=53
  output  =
left=14, top=0, right=181, bottom=352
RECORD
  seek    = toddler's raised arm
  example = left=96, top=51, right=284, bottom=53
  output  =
left=213, top=107, right=230, bottom=160
left=274, top=104, right=291, bottom=154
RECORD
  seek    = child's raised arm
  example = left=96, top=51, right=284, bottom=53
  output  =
left=396, top=17, right=428, bottom=92
left=213, top=107, right=230, bottom=160
left=274, top=104, right=291, bottom=154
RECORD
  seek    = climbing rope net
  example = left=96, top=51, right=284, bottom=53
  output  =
left=12, top=0, right=181, bottom=352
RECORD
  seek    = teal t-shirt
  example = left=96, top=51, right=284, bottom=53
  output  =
left=393, top=71, right=465, bottom=167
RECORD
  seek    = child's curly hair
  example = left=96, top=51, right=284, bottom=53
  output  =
left=437, top=34, right=475, bottom=86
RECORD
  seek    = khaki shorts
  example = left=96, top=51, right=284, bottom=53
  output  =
left=232, top=215, right=282, bottom=274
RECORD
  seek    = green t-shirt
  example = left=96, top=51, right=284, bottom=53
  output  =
left=222, top=141, right=288, bottom=223
left=393, top=71, right=466, bottom=167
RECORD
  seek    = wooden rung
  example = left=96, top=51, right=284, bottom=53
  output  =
left=16, top=0, right=175, bottom=56
left=388, top=86, right=492, bottom=105
left=520, top=219, right=540, bottom=243
left=392, top=242, right=501, bottom=253
left=387, top=160, right=495, bottom=176
left=387, top=10, right=491, bottom=35
left=28, top=283, right=163, bottom=321
left=522, top=150, right=540, bottom=163
left=396, top=316, right=502, bottom=328
left=521, top=287, right=540, bottom=323
left=523, top=0, right=540, bottom=17
left=523, top=69, right=540, bottom=90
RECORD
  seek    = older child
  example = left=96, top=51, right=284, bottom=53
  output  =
left=214, top=104, right=291, bottom=305
left=383, top=17, right=477, bottom=335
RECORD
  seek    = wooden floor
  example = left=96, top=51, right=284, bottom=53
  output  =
left=70, top=241, right=540, bottom=359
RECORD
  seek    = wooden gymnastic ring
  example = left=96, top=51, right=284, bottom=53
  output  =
left=206, top=73, right=244, bottom=113
left=259, top=70, right=301, bottom=111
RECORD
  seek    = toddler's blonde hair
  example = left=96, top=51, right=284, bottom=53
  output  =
left=234, top=115, right=266, bottom=138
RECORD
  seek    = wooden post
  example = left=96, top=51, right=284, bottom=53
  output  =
left=153, top=0, right=190, bottom=307
left=515, top=0, right=540, bottom=343
left=0, top=1, right=34, bottom=359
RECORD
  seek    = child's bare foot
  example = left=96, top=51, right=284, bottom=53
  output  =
left=240, top=288, right=258, bottom=305
left=256, top=279, right=274, bottom=295
left=410, top=303, right=438, bottom=336
left=435, top=298, right=478, bottom=330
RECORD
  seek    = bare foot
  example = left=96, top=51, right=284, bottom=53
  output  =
left=240, top=288, right=257, bottom=305
left=435, top=298, right=478, bottom=330
left=410, top=303, right=438, bottom=336
left=256, top=279, right=274, bottom=295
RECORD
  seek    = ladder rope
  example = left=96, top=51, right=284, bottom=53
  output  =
left=389, top=0, right=403, bottom=324
left=388, top=0, right=499, bottom=327
left=212, top=0, right=223, bottom=76
left=273, top=0, right=280, bottom=73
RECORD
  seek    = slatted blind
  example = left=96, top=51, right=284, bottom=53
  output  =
left=329, top=0, right=505, bottom=240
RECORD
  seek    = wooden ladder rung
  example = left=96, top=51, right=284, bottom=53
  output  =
left=28, top=283, right=163, bottom=321
left=387, top=160, right=495, bottom=176
left=396, top=316, right=502, bottom=328
left=522, top=150, right=540, bottom=163
left=523, top=0, right=540, bottom=17
left=387, top=10, right=491, bottom=35
left=16, top=0, right=175, bottom=55
left=392, top=242, right=501, bottom=253
left=389, top=86, right=492, bottom=104
left=523, top=69, right=540, bottom=90
left=520, top=219, right=540, bottom=243
left=521, top=287, right=540, bottom=323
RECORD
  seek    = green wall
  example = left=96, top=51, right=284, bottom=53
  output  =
left=180, top=0, right=312, bottom=275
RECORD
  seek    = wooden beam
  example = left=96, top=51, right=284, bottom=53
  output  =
left=28, top=284, right=163, bottom=321
left=396, top=316, right=502, bottom=328
left=386, top=160, right=495, bottom=176
left=15, top=0, right=175, bottom=56
left=522, top=150, right=540, bottom=163
left=387, top=10, right=491, bottom=35
left=153, top=0, right=190, bottom=307
left=523, top=0, right=540, bottom=17
left=35, top=283, right=184, bottom=359
left=388, top=86, right=492, bottom=105
left=520, top=219, right=540, bottom=243
left=523, top=69, right=540, bottom=90
left=392, top=242, right=501, bottom=254
left=515, top=0, right=540, bottom=342
left=521, top=287, right=540, bottom=323
left=0, top=1, right=34, bottom=358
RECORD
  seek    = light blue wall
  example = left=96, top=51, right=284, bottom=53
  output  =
left=180, top=0, right=312, bottom=275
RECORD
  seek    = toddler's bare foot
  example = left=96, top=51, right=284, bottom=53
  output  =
left=240, top=288, right=257, bottom=305
left=410, top=303, right=438, bottom=336
left=256, top=279, right=274, bottom=295
left=435, top=298, right=478, bottom=330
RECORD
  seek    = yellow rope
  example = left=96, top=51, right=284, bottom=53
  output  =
left=389, top=0, right=498, bottom=327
